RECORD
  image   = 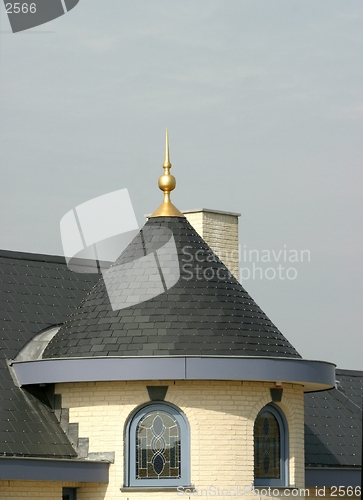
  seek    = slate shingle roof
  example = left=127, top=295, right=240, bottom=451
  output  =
left=305, top=369, right=362, bottom=467
left=0, top=250, right=98, bottom=457
left=44, top=217, right=301, bottom=359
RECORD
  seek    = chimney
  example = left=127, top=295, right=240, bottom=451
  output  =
left=182, top=208, right=240, bottom=278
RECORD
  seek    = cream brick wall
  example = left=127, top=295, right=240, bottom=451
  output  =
left=56, top=380, right=305, bottom=500
left=0, top=480, right=76, bottom=499
left=183, top=209, right=240, bottom=278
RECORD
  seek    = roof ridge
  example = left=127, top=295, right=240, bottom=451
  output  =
left=0, top=249, right=65, bottom=263
left=0, top=249, right=100, bottom=272
left=336, top=368, right=363, bottom=376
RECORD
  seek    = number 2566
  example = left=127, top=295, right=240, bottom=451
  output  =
left=6, top=3, right=37, bottom=14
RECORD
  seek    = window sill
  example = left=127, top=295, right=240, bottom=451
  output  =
left=120, top=485, right=195, bottom=492
left=253, top=485, right=296, bottom=490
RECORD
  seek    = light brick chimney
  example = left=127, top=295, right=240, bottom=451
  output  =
left=182, top=208, right=240, bottom=278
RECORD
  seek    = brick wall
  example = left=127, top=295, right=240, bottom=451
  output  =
left=0, top=481, right=75, bottom=499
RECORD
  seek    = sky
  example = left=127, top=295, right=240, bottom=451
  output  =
left=0, top=1, right=362, bottom=370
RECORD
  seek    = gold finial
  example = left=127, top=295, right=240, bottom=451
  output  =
left=150, top=129, right=185, bottom=218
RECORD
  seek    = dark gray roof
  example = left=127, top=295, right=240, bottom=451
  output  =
left=44, top=216, right=301, bottom=359
left=0, top=250, right=98, bottom=458
left=305, top=369, right=362, bottom=467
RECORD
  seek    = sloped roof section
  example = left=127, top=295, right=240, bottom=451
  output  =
left=44, top=217, right=301, bottom=359
left=0, top=250, right=98, bottom=457
left=335, top=369, right=363, bottom=409
left=305, top=369, right=362, bottom=467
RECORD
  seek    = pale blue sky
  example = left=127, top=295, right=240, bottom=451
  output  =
left=1, top=1, right=362, bottom=369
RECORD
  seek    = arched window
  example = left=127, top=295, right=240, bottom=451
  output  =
left=254, top=404, right=288, bottom=486
left=125, top=402, right=190, bottom=487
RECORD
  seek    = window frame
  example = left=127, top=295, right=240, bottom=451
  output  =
left=254, top=404, right=289, bottom=487
left=125, top=401, right=190, bottom=488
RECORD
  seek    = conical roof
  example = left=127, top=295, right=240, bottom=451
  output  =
left=43, top=216, right=301, bottom=359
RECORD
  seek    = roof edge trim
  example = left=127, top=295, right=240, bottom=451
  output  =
left=0, top=457, right=109, bottom=482
left=11, top=357, right=335, bottom=392
left=305, top=467, right=361, bottom=488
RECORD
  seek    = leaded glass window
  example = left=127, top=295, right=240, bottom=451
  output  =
left=136, top=410, right=181, bottom=479
left=126, top=402, right=190, bottom=487
left=254, top=405, right=288, bottom=486
left=254, top=411, right=280, bottom=478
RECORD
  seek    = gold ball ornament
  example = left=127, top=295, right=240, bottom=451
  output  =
left=158, top=173, right=176, bottom=192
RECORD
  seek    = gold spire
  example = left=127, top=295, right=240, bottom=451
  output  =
left=150, top=129, right=185, bottom=218
left=163, top=128, right=171, bottom=168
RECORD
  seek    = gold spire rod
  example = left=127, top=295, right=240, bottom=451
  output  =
left=164, top=128, right=171, bottom=168
left=150, top=129, right=185, bottom=218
